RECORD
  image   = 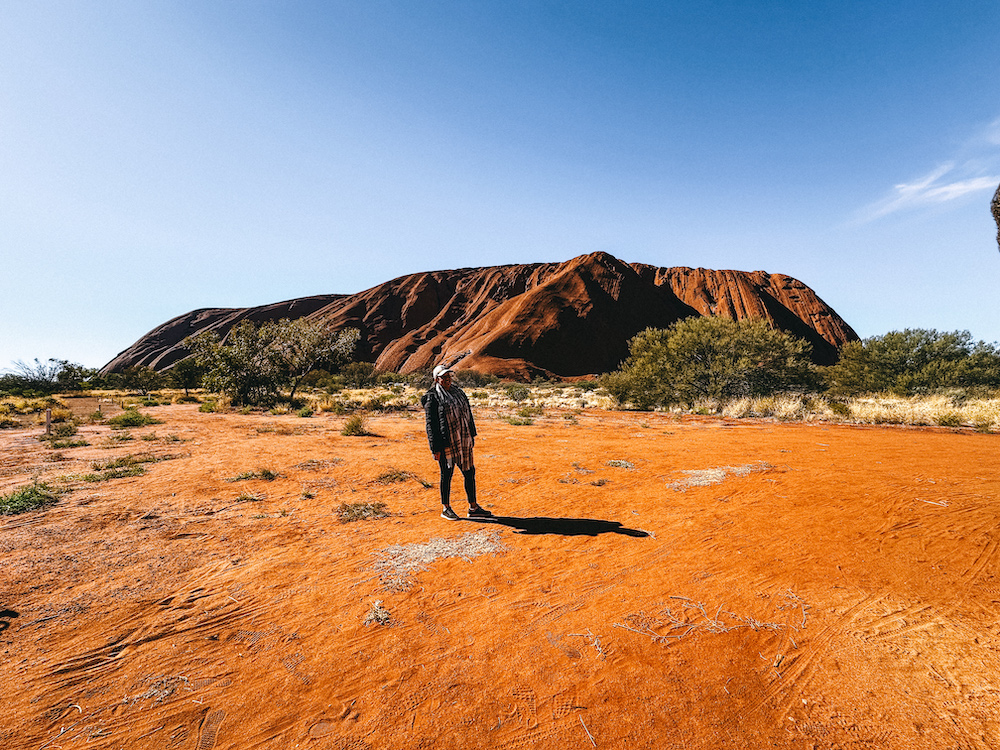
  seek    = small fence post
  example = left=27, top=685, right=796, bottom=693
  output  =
left=45, top=408, right=52, bottom=435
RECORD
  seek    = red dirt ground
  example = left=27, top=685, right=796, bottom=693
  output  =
left=2, top=404, right=999, bottom=749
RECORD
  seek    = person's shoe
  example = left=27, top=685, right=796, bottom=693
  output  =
left=468, top=505, right=494, bottom=518
left=441, top=506, right=460, bottom=521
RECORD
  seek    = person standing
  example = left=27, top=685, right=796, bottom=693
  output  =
left=421, top=364, right=493, bottom=520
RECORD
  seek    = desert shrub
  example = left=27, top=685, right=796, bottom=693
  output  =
left=1, top=482, right=59, bottom=515
left=342, top=414, right=371, bottom=436
left=824, top=329, right=1000, bottom=397
left=517, top=404, right=543, bottom=417
left=186, top=321, right=285, bottom=406
left=362, top=394, right=388, bottom=411
left=47, top=406, right=73, bottom=423
left=107, top=409, right=160, bottom=429
left=828, top=401, right=851, bottom=418
left=296, top=406, right=314, bottom=418
left=363, top=599, right=392, bottom=625
left=602, top=318, right=816, bottom=410
left=301, top=368, right=338, bottom=390
left=54, top=421, right=77, bottom=437
left=934, top=412, right=962, bottom=428
left=198, top=400, right=219, bottom=413
left=506, top=416, right=534, bottom=426
left=80, top=465, right=146, bottom=481
left=50, top=438, right=88, bottom=448
left=341, top=361, right=377, bottom=388
left=504, top=384, right=530, bottom=403
left=455, top=370, right=498, bottom=387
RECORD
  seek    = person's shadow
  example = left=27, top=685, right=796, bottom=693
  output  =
left=467, top=516, right=648, bottom=537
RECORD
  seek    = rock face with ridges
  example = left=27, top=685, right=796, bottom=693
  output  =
left=101, top=252, right=858, bottom=379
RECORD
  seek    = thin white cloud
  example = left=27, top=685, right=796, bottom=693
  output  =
left=862, top=163, right=999, bottom=222
left=923, top=176, right=999, bottom=201
left=859, top=117, right=1000, bottom=222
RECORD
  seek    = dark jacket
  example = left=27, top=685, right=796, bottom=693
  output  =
left=421, top=386, right=476, bottom=453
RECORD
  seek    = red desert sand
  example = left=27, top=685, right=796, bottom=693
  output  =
left=3, top=403, right=1000, bottom=749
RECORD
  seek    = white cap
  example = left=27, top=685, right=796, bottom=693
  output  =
left=433, top=365, right=454, bottom=380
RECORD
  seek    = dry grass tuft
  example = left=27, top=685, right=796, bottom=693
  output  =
left=337, top=501, right=390, bottom=523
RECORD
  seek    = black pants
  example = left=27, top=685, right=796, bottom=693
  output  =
left=439, top=457, right=476, bottom=507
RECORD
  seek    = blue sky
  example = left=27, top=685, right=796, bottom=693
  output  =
left=2, top=1, right=999, bottom=369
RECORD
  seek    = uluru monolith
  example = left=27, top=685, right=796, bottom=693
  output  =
left=102, top=252, right=859, bottom=380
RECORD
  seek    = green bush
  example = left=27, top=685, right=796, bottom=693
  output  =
left=107, top=409, right=160, bottom=429
left=341, top=361, right=377, bottom=388
left=1, top=482, right=59, bottom=515
left=506, top=416, right=534, bottom=426
left=51, top=438, right=88, bottom=448
left=824, top=329, right=1000, bottom=397
left=602, top=318, right=816, bottom=410
left=341, top=414, right=371, bottom=436
left=51, top=422, right=78, bottom=437
left=504, top=384, right=530, bottom=403
left=454, top=370, right=498, bottom=387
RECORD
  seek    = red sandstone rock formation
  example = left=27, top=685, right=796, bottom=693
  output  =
left=101, top=252, right=858, bottom=379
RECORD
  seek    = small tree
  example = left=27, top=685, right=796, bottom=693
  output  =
left=167, top=357, right=204, bottom=397
left=120, top=365, right=164, bottom=395
left=185, top=319, right=360, bottom=406
left=273, top=320, right=359, bottom=403
left=186, top=321, right=286, bottom=406
left=603, top=317, right=815, bottom=409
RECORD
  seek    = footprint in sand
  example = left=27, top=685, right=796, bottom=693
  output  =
left=308, top=720, right=337, bottom=738
left=197, top=709, right=226, bottom=750
left=309, top=701, right=361, bottom=737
